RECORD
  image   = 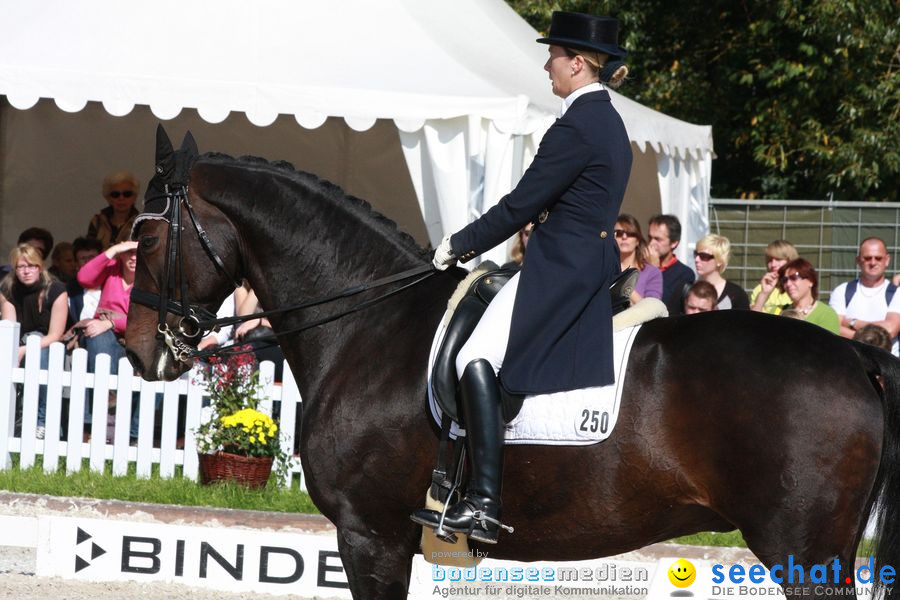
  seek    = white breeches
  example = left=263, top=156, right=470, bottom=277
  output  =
left=455, top=271, right=520, bottom=380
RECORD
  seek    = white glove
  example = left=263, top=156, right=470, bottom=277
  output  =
left=432, top=235, right=456, bottom=270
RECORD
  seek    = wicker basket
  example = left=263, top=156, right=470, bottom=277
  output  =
left=198, top=451, right=274, bottom=489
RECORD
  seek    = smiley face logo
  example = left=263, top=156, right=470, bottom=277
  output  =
left=668, top=558, right=696, bottom=588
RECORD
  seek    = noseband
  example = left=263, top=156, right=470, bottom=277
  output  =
left=130, top=184, right=436, bottom=363
left=130, top=184, right=243, bottom=361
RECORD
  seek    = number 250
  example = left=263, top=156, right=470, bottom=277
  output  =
left=579, top=409, right=609, bottom=433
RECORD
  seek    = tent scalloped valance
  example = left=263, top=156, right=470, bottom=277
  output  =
left=3, top=91, right=714, bottom=159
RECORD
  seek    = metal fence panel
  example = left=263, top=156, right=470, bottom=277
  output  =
left=709, top=200, right=900, bottom=300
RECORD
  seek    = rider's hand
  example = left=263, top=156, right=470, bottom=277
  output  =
left=432, top=235, right=456, bottom=271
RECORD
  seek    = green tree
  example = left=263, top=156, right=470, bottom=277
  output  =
left=506, top=0, right=900, bottom=201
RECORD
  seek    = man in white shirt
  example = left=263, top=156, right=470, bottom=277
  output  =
left=830, top=237, right=900, bottom=354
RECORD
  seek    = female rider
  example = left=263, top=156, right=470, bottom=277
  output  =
left=412, top=11, right=632, bottom=543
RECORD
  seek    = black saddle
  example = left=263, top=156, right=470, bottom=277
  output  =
left=431, top=267, right=639, bottom=425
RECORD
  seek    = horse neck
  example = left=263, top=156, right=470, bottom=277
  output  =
left=215, top=189, right=449, bottom=405
left=240, top=219, right=426, bottom=320
left=248, top=253, right=452, bottom=437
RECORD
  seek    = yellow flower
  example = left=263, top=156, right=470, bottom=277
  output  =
left=250, top=436, right=256, bottom=443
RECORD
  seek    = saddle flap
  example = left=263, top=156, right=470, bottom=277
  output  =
left=432, top=268, right=517, bottom=422
left=432, top=294, right=487, bottom=423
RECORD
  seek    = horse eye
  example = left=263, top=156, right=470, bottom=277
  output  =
left=140, top=236, right=158, bottom=251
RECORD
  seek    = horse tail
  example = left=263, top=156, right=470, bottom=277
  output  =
left=852, top=340, right=900, bottom=597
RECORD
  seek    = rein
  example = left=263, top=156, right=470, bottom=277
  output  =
left=130, top=184, right=437, bottom=362
left=190, top=265, right=435, bottom=360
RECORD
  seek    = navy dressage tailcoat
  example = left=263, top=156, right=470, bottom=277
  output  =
left=450, top=89, right=632, bottom=395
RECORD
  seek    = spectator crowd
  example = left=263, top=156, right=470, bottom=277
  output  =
left=514, top=209, right=899, bottom=353
left=480, top=209, right=897, bottom=355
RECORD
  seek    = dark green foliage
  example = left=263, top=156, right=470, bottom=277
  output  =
left=506, top=0, right=900, bottom=201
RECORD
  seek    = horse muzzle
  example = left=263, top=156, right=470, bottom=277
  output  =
left=125, top=339, right=192, bottom=382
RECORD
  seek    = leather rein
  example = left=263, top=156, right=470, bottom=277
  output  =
left=129, top=184, right=436, bottom=362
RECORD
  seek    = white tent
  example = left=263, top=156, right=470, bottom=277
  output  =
left=0, top=0, right=713, bottom=266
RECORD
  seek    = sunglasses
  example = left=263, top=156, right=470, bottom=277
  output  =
left=781, top=272, right=806, bottom=284
left=614, top=229, right=638, bottom=240
left=108, top=190, right=135, bottom=199
left=861, top=255, right=886, bottom=263
left=693, top=250, right=716, bottom=262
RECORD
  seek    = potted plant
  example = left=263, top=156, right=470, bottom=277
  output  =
left=195, top=349, right=290, bottom=488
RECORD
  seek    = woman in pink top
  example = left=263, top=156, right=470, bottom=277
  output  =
left=76, top=240, right=137, bottom=336
left=74, top=240, right=137, bottom=435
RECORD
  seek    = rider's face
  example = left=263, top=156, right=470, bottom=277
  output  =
left=544, top=45, right=576, bottom=99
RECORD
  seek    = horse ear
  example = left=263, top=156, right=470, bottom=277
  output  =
left=155, top=124, right=174, bottom=162
left=180, top=131, right=198, bottom=157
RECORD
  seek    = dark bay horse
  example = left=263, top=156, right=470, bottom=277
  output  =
left=124, top=136, right=900, bottom=600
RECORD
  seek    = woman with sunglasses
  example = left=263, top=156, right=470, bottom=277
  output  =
left=87, top=171, right=141, bottom=249
left=615, top=214, right=662, bottom=305
left=693, top=234, right=750, bottom=310
left=776, top=258, right=840, bottom=333
left=0, top=244, right=69, bottom=438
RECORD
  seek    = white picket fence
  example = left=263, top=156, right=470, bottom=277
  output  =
left=0, top=320, right=304, bottom=489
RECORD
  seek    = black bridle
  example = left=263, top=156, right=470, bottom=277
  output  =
left=130, top=184, right=436, bottom=362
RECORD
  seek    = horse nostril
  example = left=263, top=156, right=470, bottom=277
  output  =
left=125, top=349, right=145, bottom=376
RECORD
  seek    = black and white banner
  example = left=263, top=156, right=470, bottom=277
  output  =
left=37, top=516, right=351, bottom=597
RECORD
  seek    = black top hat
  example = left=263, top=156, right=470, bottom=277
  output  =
left=536, top=12, right=627, bottom=59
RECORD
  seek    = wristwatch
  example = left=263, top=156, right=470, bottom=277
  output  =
left=849, top=318, right=858, bottom=330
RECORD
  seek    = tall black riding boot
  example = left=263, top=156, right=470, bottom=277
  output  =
left=411, top=359, right=510, bottom=543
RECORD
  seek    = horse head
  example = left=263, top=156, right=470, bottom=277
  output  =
left=124, top=126, right=242, bottom=381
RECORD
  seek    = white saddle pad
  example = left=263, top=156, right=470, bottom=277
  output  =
left=427, top=318, right=642, bottom=446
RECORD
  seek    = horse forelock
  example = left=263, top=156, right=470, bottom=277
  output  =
left=191, top=153, right=430, bottom=263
